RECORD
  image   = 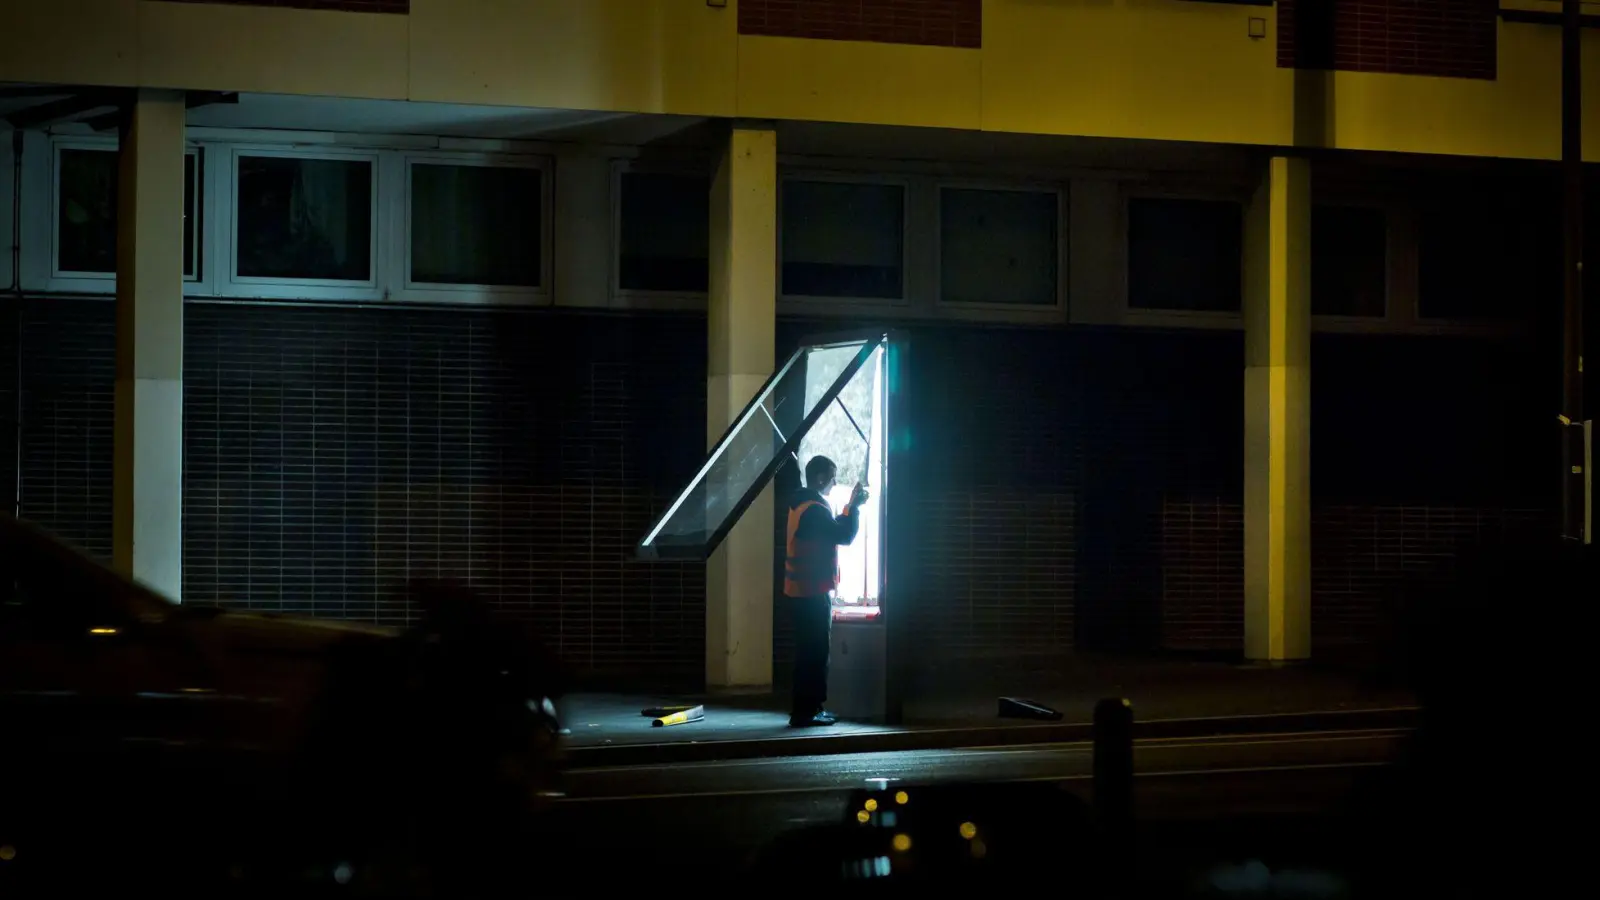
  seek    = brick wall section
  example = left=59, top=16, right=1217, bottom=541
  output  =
left=1159, top=499, right=1553, bottom=653
left=1278, top=0, right=1498, bottom=80
left=1159, top=497, right=1243, bottom=652
left=739, top=0, right=982, bottom=48
left=1159, top=331, right=1553, bottom=654
left=153, top=0, right=410, bottom=14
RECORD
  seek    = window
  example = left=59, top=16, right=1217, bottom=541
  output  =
left=56, top=148, right=117, bottom=275
left=1312, top=206, right=1387, bottom=317
left=939, top=187, right=1059, bottom=306
left=782, top=179, right=904, bottom=300
left=1418, top=193, right=1556, bottom=321
left=409, top=161, right=543, bottom=288
left=618, top=170, right=710, bottom=294
left=0, top=139, right=11, bottom=290
left=235, top=153, right=373, bottom=283
left=53, top=146, right=201, bottom=280
left=184, top=153, right=200, bottom=280
left=1127, top=197, right=1243, bottom=313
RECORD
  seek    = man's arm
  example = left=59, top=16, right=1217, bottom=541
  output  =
left=798, top=501, right=862, bottom=546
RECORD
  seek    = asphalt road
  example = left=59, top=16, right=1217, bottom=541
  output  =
left=543, top=727, right=1411, bottom=881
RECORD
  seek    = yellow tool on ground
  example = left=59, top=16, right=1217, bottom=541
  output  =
left=650, top=704, right=705, bottom=727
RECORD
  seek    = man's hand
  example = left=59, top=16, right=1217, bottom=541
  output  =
left=850, top=483, right=871, bottom=508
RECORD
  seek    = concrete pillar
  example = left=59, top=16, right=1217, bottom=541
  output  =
left=1243, top=156, right=1311, bottom=661
left=705, top=123, right=777, bottom=689
left=113, top=90, right=186, bottom=601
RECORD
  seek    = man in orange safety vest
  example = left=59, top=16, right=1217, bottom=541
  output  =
left=783, top=455, right=869, bottom=727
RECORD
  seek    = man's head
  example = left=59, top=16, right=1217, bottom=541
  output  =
left=804, top=455, right=838, bottom=494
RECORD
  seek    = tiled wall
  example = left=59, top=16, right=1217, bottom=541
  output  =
left=0, top=298, right=1552, bottom=682
left=1160, top=497, right=1243, bottom=652
left=2, top=297, right=708, bottom=685
left=1160, top=500, right=1555, bottom=654
left=1310, top=504, right=1552, bottom=647
left=11, top=299, right=116, bottom=558
left=1159, top=332, right=1555, bottom=653
left=1278, top=0, right=1499, bottom=80
left=738, top=0, right=983, bottom=48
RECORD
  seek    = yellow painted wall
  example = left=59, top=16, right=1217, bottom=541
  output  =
left=139, top=2, right=409, bottom=100
left=1326, top=22, right=1600, bottom=161
left=981, top=0, right=1600, bottom=160
left=0, top=0, right=733, bottom=114
left=982, top=0, right=1293, bottom=146
left=736, top=35, right=982, bottom=130
left=0, top=0, right=139, bottom=88
left=0, top=0, right=408, bottom=100
left=408, top=0, right=735, bottom=116
left=0, top=0, right=1597, bottom=162
left=733, top=0, right=1600, bottom=161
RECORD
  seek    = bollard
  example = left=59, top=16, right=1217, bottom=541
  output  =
left=1092, top=697, right=1134, bottom=830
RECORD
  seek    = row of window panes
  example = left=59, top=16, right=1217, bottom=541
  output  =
left=54, top=149, right=1471, bottom=319
left=1125, top=198, right=1391, bottom=317
left=620, top=176, right=1057, bottom=305
left=55, top=147, right=545, bottom=290
left=621, top=177, right=1392, bottom=316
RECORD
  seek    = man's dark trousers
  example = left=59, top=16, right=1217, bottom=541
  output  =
left=788, top=593, right=832, bottom=716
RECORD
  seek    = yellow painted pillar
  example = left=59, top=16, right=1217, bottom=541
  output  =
left=705, top=123, right=777, bottom=689
left=113, top=90, right=186, bottom=601
left=1243, top=156, right=1311, bottom=662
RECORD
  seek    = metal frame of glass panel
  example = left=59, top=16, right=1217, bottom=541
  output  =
left=637, top=333, right=887, bottom=561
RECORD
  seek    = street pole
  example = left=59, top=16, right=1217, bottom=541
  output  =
left=1560, top=0, right=1588, bottom=544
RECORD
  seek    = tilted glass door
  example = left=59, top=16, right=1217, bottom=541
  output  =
left=637, top=335, right=887, bottom=561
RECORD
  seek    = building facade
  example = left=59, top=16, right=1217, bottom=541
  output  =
left=0, top=0, right=1592, bottom=688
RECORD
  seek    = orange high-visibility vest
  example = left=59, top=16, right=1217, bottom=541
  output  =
left=784, top=499, right=850, bottom=597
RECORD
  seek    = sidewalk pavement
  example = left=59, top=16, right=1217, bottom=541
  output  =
left=558, top=657, right=1418, bottom=767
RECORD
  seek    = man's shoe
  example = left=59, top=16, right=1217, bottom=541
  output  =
left=788, top=710, right=838, bottom=728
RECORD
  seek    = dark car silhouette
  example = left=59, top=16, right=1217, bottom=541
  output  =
left=0, top=514, right=563, bottom=893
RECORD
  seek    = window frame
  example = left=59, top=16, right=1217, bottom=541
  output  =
left=1309, top=201, right=1391, bottom=324
left=1119, top=186, right=1248, bottom=329
left=220, top=144, right=383, bottom=301
left=24, top=134, right=207, bottom=296
left=933, top=179, right=1067, bottom=317
left=609, top=159, right=713, bottom=307
left=778, top=170, right=913, bottom=308
left=49, top=136, right=120, bottom=287
left=391, top=151, right=552, bottom=305
left=0, top=131, right=13, bottom=292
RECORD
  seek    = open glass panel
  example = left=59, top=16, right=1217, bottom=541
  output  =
left=638, top=335, right=887, bottom=561
left=799, top=342, right=887, bottom=622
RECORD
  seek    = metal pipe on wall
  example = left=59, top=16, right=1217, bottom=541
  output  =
left=8, top=129, right=22, bottom=519
left=1561, top=0, right=1587, bottom=543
